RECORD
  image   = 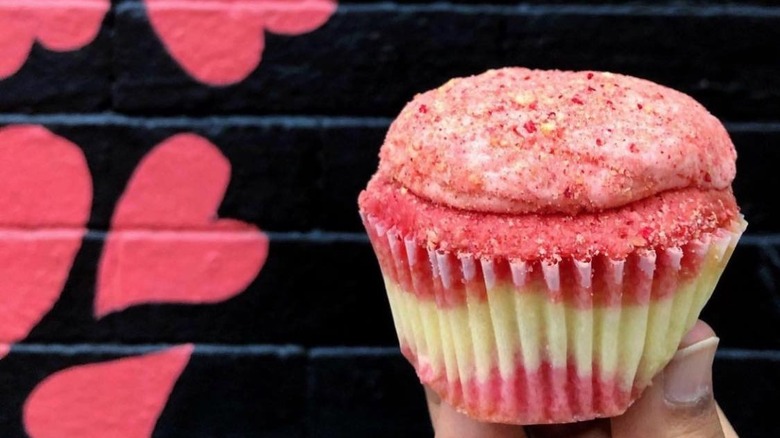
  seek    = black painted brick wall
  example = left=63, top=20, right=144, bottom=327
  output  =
left=2, top=1, right=778, bottom=436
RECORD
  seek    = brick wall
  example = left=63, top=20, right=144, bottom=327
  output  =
left=0, top=0, right=777, bottom=436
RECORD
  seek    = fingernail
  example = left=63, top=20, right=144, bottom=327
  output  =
left=424, top=386, right=441, bottom=406
left=663, top=336, right=719, bottom=405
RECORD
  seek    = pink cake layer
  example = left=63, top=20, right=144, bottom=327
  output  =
left=403, top=345, right=635, bottom=425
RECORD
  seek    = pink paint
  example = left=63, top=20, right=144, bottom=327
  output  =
left=96, top=133, right=268, bottom=317
left=0, top=126, right=91, bottom=353
left=0, top=0, right=109, bottom=79
left=24, top=345, right=193, bottom=438
left=0, top=232, right=88, bottom=352
left=0, top=126, right=92, bottom=228
left=402, top=345, right=634, bottom=426
left=145, top=0, right=337, bottom=85
left=110, top=133, right=235, bottom=230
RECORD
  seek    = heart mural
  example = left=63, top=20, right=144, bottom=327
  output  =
left=24, top=345, right=193, bottom=438
left=11, top=130, right=269, bottom=435
left=96, top=133, right=269, bottom=317
left=0, top=125, right=92, bottom=357
left=144, top=0, right=337, bottom=85
left=0, top=0, right=109, bottom=79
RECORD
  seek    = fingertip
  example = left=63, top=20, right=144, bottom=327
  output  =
left=434, top=401, right=526, bottom=438
left=425, top=386, right=441, bottom=407
left=425, top=386, right=442, bottom=430
left=663, top=335, right=718, bottom=407
left=610, top=321, right=725, bottom=438
left=528, top=419, right=611, bottom=438
left=679, top=320, right=717, bottom=349
left=717, top=404, right=740, bottom=438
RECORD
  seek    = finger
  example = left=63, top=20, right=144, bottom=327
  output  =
left=527, top=419, right=611, bottom=438
left=716, top=405, right=739, bottom=438
left=424, top=386, right=527, bottom=438
left=425, top=387, right=441, bottom=431
left=435, top=402, right=528, bottom=438
left=611, top=320, right=726, bottom=438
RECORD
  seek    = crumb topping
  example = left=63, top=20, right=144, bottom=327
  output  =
left=359, top=176, right=739, bottom=261
left=378, top=68, right=736, bottom=214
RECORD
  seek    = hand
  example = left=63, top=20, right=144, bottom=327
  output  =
left=425, top=320, right=738, bottom=438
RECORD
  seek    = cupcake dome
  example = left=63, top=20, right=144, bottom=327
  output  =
left=379, top=68, right=735, bottom=215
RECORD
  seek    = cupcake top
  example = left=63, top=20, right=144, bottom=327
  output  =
left=379, top=68, right=736, bottom=215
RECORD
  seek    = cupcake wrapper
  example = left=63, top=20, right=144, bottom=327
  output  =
left=362, top=213, right=745, bottom=424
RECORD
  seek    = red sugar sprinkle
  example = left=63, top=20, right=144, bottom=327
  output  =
left=523, top=120, right=537, bottom=134
left=637, top=103, right=644, bottom=110
left=596, top=138, right=604, bottom=146
left=704, top=172, right=712, bottom=183
left=629, top=143, right=639, bottom=153
left=587, top=72, right=594, bottom=79
left=639, top=227, right=653, bottom=240
left=418, top=104, right=428, bottom=114
left=571, top=96, right=584, bottom=105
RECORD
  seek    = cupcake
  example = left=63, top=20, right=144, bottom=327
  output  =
left=358, top=68, right=744, bottom=425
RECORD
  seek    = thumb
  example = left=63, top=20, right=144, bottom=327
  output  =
left=611, top=321, right=734, bottom=438
left=425, top=387, right=526, bottom=438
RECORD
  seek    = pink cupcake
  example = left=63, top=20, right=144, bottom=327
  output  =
left=358, top=68, right=745, bottom=425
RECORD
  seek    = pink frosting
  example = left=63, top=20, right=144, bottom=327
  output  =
left=379, top=68, right=736, bottom=214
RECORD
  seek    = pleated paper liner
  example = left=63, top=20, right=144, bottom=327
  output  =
left=362, top=213, right=746, bottom=425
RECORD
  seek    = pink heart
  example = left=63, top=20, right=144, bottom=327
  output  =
left=0, top=0, right=109, bottom=79
left=24, top=345, right=193, bottom=438
left=0, top=125, right=92, bottom=355
left=145, top=0, right=337, bottom=85
left=96, top=133, right=269, bottom=318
